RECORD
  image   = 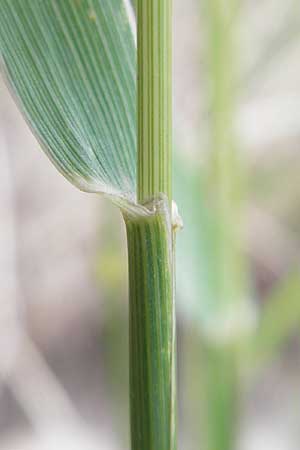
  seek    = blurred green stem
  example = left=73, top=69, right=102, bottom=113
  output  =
left=207, top=0, right=246, bottom=313
left=125, top=1, right=176, bottom=450
left=200, top=1, right=248, bottom=449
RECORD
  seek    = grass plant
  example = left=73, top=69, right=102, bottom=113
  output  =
left=0, top=1, right=177, bottom=449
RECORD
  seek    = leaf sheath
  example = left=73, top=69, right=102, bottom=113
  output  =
left=124, top=203, right=176, bottom=450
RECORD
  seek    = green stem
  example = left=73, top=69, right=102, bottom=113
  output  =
left=137, top=0, right=172, bottom=203
left=124, top=202, right=176, bottom=450
left=125, top=1, right=175, bottom=449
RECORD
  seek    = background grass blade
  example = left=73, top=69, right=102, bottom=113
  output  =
left=0, top=0, right=136, bottom=198
left=246, top=270, right=300, bottom=369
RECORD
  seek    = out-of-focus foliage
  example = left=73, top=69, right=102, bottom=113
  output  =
left=248, top=271, right=300, bottom=368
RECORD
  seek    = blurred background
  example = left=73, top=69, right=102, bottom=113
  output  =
left=1, top=0, right=300, bottom=449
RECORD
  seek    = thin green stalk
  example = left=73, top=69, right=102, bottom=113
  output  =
left=124, top=1, right=176, bottom=450
left=137, top=0, right=172, bottom=204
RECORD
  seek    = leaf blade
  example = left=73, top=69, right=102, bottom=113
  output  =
left=0, top=0, right=136, bottom=197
